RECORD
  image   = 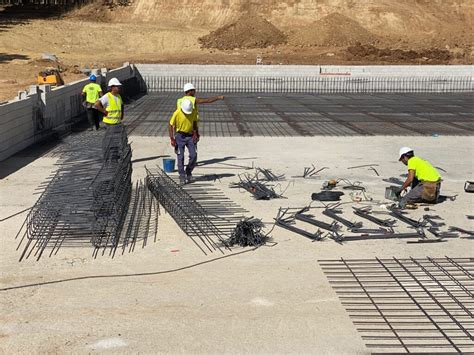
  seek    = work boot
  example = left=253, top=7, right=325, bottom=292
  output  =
left=179, top=177, right=187, bottom=185
left=186, top=174, right=195, bottom=183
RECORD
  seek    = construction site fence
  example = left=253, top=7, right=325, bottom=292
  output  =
left=143, top=76, right=473, bottom=94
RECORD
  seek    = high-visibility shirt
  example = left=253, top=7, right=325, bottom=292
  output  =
left=177, top=96, right=199, bottom=123
left=82, top=83, right=102, bottom=104
left=169, top=108, right=196, bottom=134
left=407, top=156, right=441, bottom=182
left=102, top=93, right=123, bottom=125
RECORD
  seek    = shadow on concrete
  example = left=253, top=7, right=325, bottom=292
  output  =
left=131, top=155, right=169, bottom=164
left=193, top=173, right=236, bottom=182
left=0, top=137, right=61, bottom=180
left=197, top=156, right=238, bottom=167
left=0, top=53, right=29, bottom=63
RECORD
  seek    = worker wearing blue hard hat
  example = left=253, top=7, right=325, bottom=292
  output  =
left=82, top=74, right=103, bottom=130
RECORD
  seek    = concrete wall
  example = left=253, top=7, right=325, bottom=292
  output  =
left=136, top=64, right=473, bottom=93
left=0, top=64, right=140, bottom=162
left=135, top=64, right=473, bottom=77
left=0, top=95, right=37, bottom=162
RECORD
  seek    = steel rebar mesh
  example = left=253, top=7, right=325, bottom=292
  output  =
left=145, top=167, right=239, bottom=255
left=17, top=126, right=136, bottom=261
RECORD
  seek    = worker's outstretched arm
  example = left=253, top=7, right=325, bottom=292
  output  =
left=196, top=95, right=224, bottom=104
left=401, top=170, right=415, bottom=191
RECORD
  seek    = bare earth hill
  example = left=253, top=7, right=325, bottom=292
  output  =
left=0, top=0, right=472, bottom=101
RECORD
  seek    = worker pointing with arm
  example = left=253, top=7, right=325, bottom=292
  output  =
left=397, top=147, right=442, bottom=209
left=177, top=83, right=224, bottom=147
left=169, top=99, right=199, bottom=185
left=82, top=74, right=103, bottom=130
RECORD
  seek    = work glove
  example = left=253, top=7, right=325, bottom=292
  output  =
left=192, top=131, right=200, bottom=144
left=170, top=138, right=177, bottom=147
left=395, top=188, right=404, bottom=197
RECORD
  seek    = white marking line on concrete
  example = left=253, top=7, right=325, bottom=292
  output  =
left=250, top=297, right=275, bottom=307
left=88, top=337, right=128, bottom=349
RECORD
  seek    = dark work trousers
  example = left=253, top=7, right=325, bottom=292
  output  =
left=86, top=107, right=100, bottom=130
left=175, top=132, right=197, bottom=178
left=400, top=181, right=441, bottom=208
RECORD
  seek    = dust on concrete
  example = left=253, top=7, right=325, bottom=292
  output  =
left=198, top=14, right=287, bottom=50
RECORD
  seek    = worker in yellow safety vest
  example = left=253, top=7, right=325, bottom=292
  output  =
left=176, top=83, right=224, bottom=146
left=82, top=74, right=103, bottom=130
left=95, top=78, right=124, bottom=126
left=396, top=147, right=442, bottom=209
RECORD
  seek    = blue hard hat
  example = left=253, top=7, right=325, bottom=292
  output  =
left=89, top=74, right=97, bottom=81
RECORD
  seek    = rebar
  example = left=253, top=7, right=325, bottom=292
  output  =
left=229, top=174, right=284, bottom=200
left=145, top=167, right=233, bottom=255
left=353, top=207, right=396, bottom=228
left=323, top=208, right=363, bottom=230
left=17, top=126, right=135, bottom=261
left=319, top=257, right=474, bottom=354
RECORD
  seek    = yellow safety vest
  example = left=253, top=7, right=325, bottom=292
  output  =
left=103, top=92, right=123, bottom=125
left=177, top=96, right=199, bottom=123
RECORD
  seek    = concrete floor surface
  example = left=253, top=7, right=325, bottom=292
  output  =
left=0, top=135, right=473, bottom=354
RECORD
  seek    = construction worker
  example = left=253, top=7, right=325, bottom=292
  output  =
left=397, top=147, right=442, bottom=209
left=95, top=78, right=124, bottom=126
left=169, top=99, right=198, bottom=185
left=82, top=74, right=103, bottom=130
left=177, top=83, right=224, bottom=144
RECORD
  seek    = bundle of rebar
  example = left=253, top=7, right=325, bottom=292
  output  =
left=17, top=126, right=133, bottom=261
left=226, top=217, right=268, bottom=247
left=255, top=167, right=285, bottom=182
left=230, top=174, right=283, bottom=200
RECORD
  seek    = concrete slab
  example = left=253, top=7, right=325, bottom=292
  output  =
left=1, top=133, right=473, bottom=353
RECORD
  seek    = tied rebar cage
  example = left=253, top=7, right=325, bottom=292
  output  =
left=17, top=126, right=143, bottom=261
left=319, top=257, right=474, bottom=354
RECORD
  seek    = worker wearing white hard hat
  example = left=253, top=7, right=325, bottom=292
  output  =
left=176, top=83, right=225, bottom=146
left=396, top=147, right=442, bottom=209
left=169, top=99, right=199, bottom=184
left=95, top=77, right=124, bottom=126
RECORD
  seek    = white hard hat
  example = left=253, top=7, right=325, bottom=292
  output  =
left=180, top=99, right=193, bottom=114
left=108, top=78, right=122, bottom=87
left=399, top=147, right=413, bottom=160
left=183, top=83, right=195, bottom=92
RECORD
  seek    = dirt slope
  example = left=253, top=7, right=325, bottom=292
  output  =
left=289, top=13, right=379, bottom=47
left=0, top=0, right=472, bottom=102
left=199, top=14, right=287, bottom=50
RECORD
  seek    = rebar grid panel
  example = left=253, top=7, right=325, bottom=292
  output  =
left=16, top=126, right=144, bottom=261
left=124, top=93, right=474, bottom=137
left=319, top=257, right=474, bottom=354
left=180, top=182, right=248, bottom=237
left=143, top=76, right=474, bottom=94
left=145, top=167, right=235, bottom=255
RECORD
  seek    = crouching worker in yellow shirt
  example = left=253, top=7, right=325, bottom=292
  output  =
left=397, top=147, right=442, bottom=209
left=169, top=99, right=199, bottom=185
